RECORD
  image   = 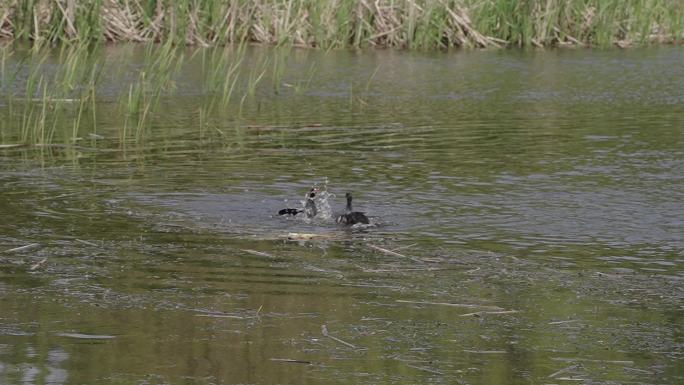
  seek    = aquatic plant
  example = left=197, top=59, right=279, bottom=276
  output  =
left=201, top=43, right=246, bottom=108
left=119, top=41, right=185, bottom=142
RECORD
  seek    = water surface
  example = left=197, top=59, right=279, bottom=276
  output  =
left=1, top=46, right=683, bottom=384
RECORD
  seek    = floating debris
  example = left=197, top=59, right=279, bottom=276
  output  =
left=3, top=243, right=41, bottom=253
left=321, top=324, right=360, bottom=349
left=75, top=239, right=100, bottom=247
left=405, top=364, right=443, bottom=375
left=56, top=332, right=115, bottom=340
left=367, top=244, right=424, bottom=264
left=240, top=249, right=277, bottom=259
left=396, top=300, right=503, bottom=310
left=283, top=232, right=341, bottom=241
left=459, top=310, right=519, bottom=317
left=270, top=358, right=313, bottom=365
left=29, top=258, right=48, bottom=271
left=463, top=349, right=507, bottom=354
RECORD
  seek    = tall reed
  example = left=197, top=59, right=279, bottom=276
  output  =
left=118, top=41, right=184, bottom=142
left=1, top=1, right=681, bottom=48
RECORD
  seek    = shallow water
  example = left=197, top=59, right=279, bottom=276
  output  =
left=1, top=46, right=683, bottom=384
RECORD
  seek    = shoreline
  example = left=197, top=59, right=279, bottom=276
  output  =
left=1, top=1, right=682, bottom=50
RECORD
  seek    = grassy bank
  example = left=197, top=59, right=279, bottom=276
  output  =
left=1, top=0, right=682, bottom=49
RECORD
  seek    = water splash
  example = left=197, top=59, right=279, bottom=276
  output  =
left=311, top=188, right=334, bottom=221
left=286, top=181, right=374, bottom=226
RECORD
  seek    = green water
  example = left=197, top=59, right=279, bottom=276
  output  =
left=1, top=46, right=683, bottom=384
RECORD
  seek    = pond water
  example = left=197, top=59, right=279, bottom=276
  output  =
left=1, top=46, right=683, bottom=384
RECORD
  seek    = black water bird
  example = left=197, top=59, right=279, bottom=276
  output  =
left=336, top=192, right=369, bottom=225
left=278, top=187, right=319, bottom=218
left=278, top=208, right=301, bottom=216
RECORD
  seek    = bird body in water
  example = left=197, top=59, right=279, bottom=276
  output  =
left=336, top=192, right=369, bottom=225
left=278, top=187, right=319, bottom=218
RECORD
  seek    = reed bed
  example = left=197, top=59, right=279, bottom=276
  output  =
left=0, top=43, right=104, bottom=144
left=0, top=42, right=304, bottom=145
left=0, top=0, right=682, bottom=49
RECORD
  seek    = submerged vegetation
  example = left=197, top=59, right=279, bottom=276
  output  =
left=0, top=0, right=682, bottom=49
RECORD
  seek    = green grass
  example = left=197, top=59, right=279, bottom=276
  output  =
left=1, top=1, right=682, bottom=49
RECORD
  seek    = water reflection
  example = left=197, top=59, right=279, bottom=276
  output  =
left=0, top=345, right=68, bottom=385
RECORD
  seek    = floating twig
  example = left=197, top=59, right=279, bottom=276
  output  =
left=359, top=266, right=444, bottom=273
left=341, top=283, right=403, bottom=290
left=463, top=349, right=507, bottom=354
left=548, top=319, right=579, bottom=325
left=284, top=232, right=341, bottom=241
left=240, top=249, right=276, bottom=259
left=194, top=314, right=245, bottom=319
left=549, top=364, right=580, bottom=378
left=270, top=358, right=313, bottom=365
left=406, top=364, right=443, bottom=375
left=56, top=332, right=115, bottom=339
left=622, top=367, right=654, bottom=375
left=321, top=324, right=358, bottom=349
left=193, top=309, right=247, bottom=319
left=3, top=243, right=41, bottom=253
left=552, top=357, right=634, bottom=365
left=29, top=258, right=48, bottom=271
left=367, top=244, right=424, bottom=263
left=41, top=192, right=79, bottom=201
left=393, top=243, right=418, bottom=251
left=459, top=310, right=519, bottom=317
left=397, top=300, right=503, bottom=311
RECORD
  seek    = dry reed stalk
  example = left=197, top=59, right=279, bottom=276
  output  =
left=53, top=0, right=77, bottom=39
left=0, top=3, right=13, bottom=38
left=0, top=1, right=680, bottom=48
left=444, top=2, right=500, bottom=47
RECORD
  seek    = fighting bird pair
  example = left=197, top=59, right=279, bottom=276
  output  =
left=279, top=188, right=369, bottom=225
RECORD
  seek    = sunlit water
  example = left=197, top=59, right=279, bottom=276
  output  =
left=1, top=46, right=683, bottom=384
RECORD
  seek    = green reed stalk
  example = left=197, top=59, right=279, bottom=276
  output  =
left=246, top=55, right=269, bottom=96
left=271, top=48, right=290, bottom=95
left=122, top=84, right=133, bottom=144
left=90, top=81, right=97, bottom=135
left=198, top=106, right=206, bottom=140
left=0, top=47, right=8, bottom=90
left=0, top=47, right=12, bottom=136
left=115, top=41, right=183, bottom=139
left=365, top=64, right=381, bottom=92
left=37, top=80, right=47, bottom=144
left=3, top=0, right=684, bottom=48
left=202, top=43, right=247, bottom=107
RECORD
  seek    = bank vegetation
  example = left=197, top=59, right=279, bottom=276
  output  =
left=0, top=0, right=682, bottom=49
